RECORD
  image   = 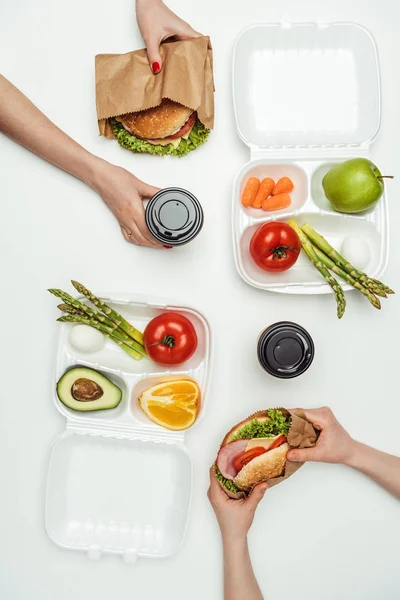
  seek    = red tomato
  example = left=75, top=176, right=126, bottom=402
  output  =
left=250, top=222, right=301, bottom=272
left=269, top=434, right=287, bottom=450
left=233, top=447, right=267, bottom=472
left=144, top=312, right=198, bottom=366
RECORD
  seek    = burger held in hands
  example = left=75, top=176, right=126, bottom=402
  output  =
left=96, top=36, right=214, bottom=157
left=215, top=408, right=318, bottom=498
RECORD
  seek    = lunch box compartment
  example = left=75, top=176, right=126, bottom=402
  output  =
left=239, top=162, right=308, bottom=218
left=239, top=213, right=379, bottom=287
left=310, top=161, right=383, bottom=215
left=46, top=295, right=211, bottom=561
left=232, top=23, right=388, bottom=294
left=55, top=365, right=128, bottom=421
left=130, top=374, right=204, bottom=429
left=46, top=432, right=191, bottom=559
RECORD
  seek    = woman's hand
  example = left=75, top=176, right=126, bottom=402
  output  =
left=287, top=407, right=356, bottom=465
left=208, top=466, right=268, bottom=543
left=0, top=76, right=163, bottom=249
left=136, top=0, right=200, bottom=73
left=91, top=162, right=163, bottom=248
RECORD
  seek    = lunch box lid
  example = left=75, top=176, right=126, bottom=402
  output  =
left=45, top=429, right=192, bottom=562
left=233, top=23, right=381, bottom=152
left=45, top=294, right=212, bottom=563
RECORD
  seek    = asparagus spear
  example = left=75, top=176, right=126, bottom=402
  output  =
left=311, top=246, right=381, bottom=310
left=57, top=315, right=146, bottom=359
left=71, top=281, right=144, bottom=346
left=288, top=220, right=346, bottom=318
left=49, top=289, right=117, bottom=327
left=57, top=303, right=86, bottom=316
left=302, top=224, right=392, bottom=297
left=370, top=279, right=394, bottom=295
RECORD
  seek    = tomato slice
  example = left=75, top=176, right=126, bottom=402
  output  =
left=233, top=447, right=267, bottom=472
left=268, top=434, right=287, bottom=450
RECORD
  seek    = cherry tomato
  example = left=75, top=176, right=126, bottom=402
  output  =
left=233, top=447, right=267, bottom=472
left=250, top=222, right=301, bottom=272
left=144, top=312, right=198, bottom=366
left=268, top=434, right=287, bottom=450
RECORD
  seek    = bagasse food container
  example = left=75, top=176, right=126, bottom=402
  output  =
left=232, top=23, right=388, bottom=294
left=45, top=295, right=211, bottom=563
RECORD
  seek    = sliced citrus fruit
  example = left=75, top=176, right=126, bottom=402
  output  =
left=138, top=379, right=200, bottom=431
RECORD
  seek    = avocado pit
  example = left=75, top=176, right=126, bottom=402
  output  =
left=71, top=378, right=104, bottom=402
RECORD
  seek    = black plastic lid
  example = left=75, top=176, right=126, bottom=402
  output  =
left=145, top=187, right=204, bottom=246
left=257, top=321, right=314, bottom=379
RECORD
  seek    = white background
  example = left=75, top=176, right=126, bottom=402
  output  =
left=1, top=0, right=399, bottom=599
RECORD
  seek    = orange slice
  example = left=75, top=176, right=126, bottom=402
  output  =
left=138, top=379, right=200, bottom=431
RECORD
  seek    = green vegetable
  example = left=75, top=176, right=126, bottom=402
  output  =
left=57, top=315, right=147, bottom=358
left=49, top=289, right=116, bottom=328
left=302, top=224, right=394, bottom=297
left=111, top=118, right=210, bottom=157
left=49, top=282, right=147, bottom=361
left=310, top=245, right=381, bottom=310
left=57, top=303, right=86, bottom=316
left=288, top=220, right=346, bottom=319
left=215, top=465, right=240, bottom=494
left=71, top=280, right=144, bottom=345
left=231, top=409, right=291, bottom=441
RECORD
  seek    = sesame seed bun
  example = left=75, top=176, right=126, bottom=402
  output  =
left=233, top=443, right=289, bottom=491
left=116, top=99, right=194, bottom=140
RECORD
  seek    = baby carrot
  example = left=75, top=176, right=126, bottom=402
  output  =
left=252, top=177, right=275, bottom=209
left=241, top=177, right=260, bottom=207
left=262, top=193, right=292, bottom=211
left=272, top=177, right=294, bottom=196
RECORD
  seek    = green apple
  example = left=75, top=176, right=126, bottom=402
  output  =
left=322, top=158, right=390, bottom=213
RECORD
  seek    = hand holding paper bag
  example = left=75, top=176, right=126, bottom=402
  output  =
left=96, top=36, right=214, bottom=156
left=135, top=0, right=201, bottom=73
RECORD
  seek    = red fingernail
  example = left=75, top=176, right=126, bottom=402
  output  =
left=152, top=62, right=161, bottom=73
left=163, top=245, right=173, bottom=249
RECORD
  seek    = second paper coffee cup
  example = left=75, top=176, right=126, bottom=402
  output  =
left=257, top=321, right=314, bottom=379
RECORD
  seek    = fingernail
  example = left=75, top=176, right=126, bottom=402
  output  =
left=163, top=245, right=173, bottom=249
left=152, top=62, right=161, bottom=73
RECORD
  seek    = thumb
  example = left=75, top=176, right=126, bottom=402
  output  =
left=287, top=448, right=316, bottom=463
left=138, top=182, right=161, bottom=199
left=144, top=35, right=163, bottom=73
left=246, top=483, right=268, bottom=509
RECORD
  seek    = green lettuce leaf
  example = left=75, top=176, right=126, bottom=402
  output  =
left=215, top=465, right=240, bottom=494
left=230, top=409, right=291, bottom=441
left=110, top=118, right=210, bottom=157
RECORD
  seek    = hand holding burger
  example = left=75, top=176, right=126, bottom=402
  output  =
left=287, top=407, right=355, bottom=464
left=208, top=466, right=268, bottom=542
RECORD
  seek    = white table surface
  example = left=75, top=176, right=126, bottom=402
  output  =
left=1, top=0, right=399, bottom=598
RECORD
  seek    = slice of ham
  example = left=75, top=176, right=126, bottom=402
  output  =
left=217, top=439, right=248, bottom=479
left=166, top=111, right=197, bottom=139
left=218, top=435, right=288, bottom=481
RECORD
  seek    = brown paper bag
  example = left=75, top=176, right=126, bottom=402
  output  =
left=95, top=36, right=214, bottom=139
left=216, top=408, right=319, bottom=499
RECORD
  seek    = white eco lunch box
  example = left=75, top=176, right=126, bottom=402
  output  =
left=232, top=23, right=388, bottom=294
left=45, top=295, right=211, bottom=563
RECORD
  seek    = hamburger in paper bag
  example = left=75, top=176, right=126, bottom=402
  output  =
left=95, top=36, right=214, bottom=157
left=215, top=408, right=318, bottom=498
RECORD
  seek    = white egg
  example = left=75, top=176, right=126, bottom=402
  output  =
left=69, top=324, right=105, bottom=353
left=340, top=236, right=371, bottom=270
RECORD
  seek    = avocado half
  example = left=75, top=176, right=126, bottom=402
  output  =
left=56, top=367, right=122, bottom=412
